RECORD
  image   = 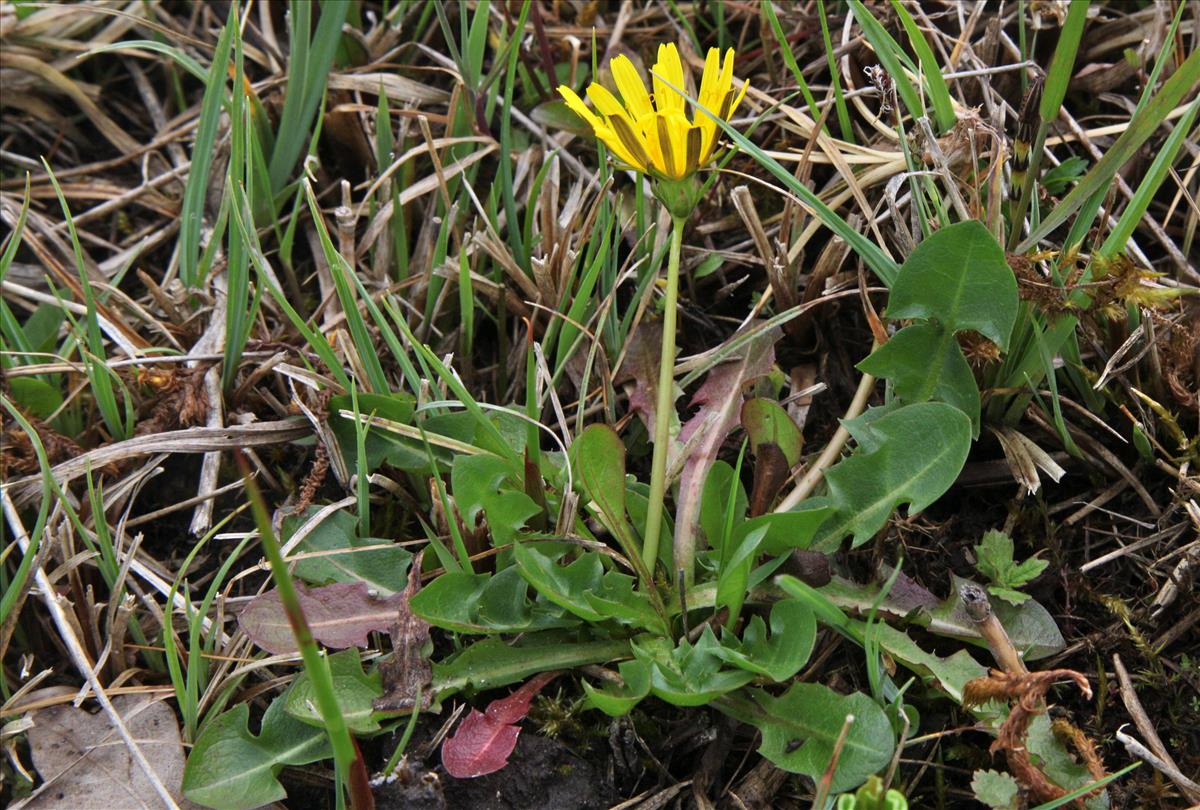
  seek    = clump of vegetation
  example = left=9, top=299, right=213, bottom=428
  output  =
left=2, top=2, right=1197, bottom=809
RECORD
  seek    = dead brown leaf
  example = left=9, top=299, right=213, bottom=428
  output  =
left=374, top=552, right=434, bottom=713
left=17, top=694, right=199, bottom=809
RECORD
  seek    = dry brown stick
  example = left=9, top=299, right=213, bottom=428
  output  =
left=188, top=365, right=224, bottom=537
left=1064, top=476, right=1131, bottom=527
left=0, top=506, right=54, bottom=665
left=1112, top=654, right=1200, bottom=804
left=1115, top=726, right=1200, bottom=805
left=1152, top=604, right=1200, bottom=652
left=960, top=582, right=1028, bottom=675
left=4, top=420, right=309, bottom=503
left=1056, top=106, right=1190, bottom=271
left=776, top=368, right=875, bottom=512
left=1027, top=406, right=1161, bottom=518
left=812, top=713, right=856, bottom=808
left=8, top=227, right=149, bottom=352
left=46, top=161, right=189, bottom=231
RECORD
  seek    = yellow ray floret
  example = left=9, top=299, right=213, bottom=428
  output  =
left=558, top=43, right=748, bottom=180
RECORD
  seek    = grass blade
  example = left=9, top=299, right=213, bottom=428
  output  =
left=180, top=2, right=237, bottom=287
left=235, top=451, right=358, bottom=810
left=0, top=400, right=54, bottom=640
left=1097, top=96, right=1199, bottom=260
left=1030, top=762, right=1141, bottom=809
left=849, top=0, right=923, bottom=125
left=762, top=1, right=821, bottom=125
left=230, top=182, right=351, bottom=391
left=42, top=161, right=131, bottom=440
left=1007, top=0, right=1089, bottom=248
left=889, top=0, right=956, bottom=132
left=223, top=21, right=254, bottom=392
left=1016, top=46, right=1200, bottom=252
left=684, top=82, right=899, bottom=285
left=1038, top=0, right=1090, bottom=126
left=818, top=0, right=854, bottom=143
left=303, top=181, right=390, bottom=393
left=269, top=0, right=350, bottom=195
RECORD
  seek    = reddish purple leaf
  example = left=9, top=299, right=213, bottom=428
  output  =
left=618, top=320, right=670, bottom=440
left=674, top=327, right=779, bottom=554
left=441, top=671, right=561, bottom=779
left=239, top=581, right=404, bottom=654
left=484, top=670, right=560, bottom=724
left=441, top=709, right=521, bottom=778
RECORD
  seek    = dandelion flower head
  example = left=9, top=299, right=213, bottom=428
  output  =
left=558, top=43, right=748, bottom=181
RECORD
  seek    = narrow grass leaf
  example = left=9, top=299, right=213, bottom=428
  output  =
left=303, top=181, right=390, bottom=393
left=83, top=41, right=207, bottom=81
left=849, top=1, right=923, bottom=123
left=818, top=0, right=854, bottom=143
left=889, top=0, right=956, bottom=132
left=679, top=81, right=898, bottom=284
left=269, top=0, right=351, bottom=193
left=1017, top=22, right=1200, bottom=250
left=1097, top=96, right=1199, bottom=259
left=237, top=453, right=357, bottom=808
left=0, top=402, right=54, bottom=631
left=1008, top=0, right=1089, bottom=247
left=223, top=27, right=254, bottom=392
left=1030, top=762, right=1140, bottom=809
left=1038, top=0, right=1090, bottom=125
left=762, top=1, right=821, bottom=123
left=41, top=162, right=130, bottom=439
left=181, top=2, right=237, bottom=286
left=229, top=182, right=351, bottom=391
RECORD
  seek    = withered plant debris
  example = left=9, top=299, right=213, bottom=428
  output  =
left=239, top=580, right=407, bottom=655
left=0, top=412, right=85, bottom=477
left=295, top=440, right=331, bottom=513
left=375, top=553, right=434, bottom=713
left=135, top=365, right=210, bottom=435
left=964, top=668, right=1104, bottom=807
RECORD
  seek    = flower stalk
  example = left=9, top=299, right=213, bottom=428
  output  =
left=641, top=215, right=686, bottom=573
left=234, top=450, right=362, bottom=809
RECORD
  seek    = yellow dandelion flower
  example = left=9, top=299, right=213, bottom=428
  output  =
left=558, top=43, right=748, bottom=181
left=557, top=45, right=748, bottom=580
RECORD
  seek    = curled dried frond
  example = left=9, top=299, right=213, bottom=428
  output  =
left=963, top=667, right=1092, bottom=710
left=135, top=366, right=209, bottom=435
left=1, top=412, right=86, bottom=477
left=965, top=668, right=1101, bottom=808
left=1052, top=718, right=1108, bottom=785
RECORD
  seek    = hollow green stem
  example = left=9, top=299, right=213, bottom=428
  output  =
left=642, top=216, right=686, bottom=577
left=235, top=451, right=358, bottom=809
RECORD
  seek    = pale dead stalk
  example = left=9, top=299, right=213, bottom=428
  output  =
left=2, top=490, right=181, bottom=810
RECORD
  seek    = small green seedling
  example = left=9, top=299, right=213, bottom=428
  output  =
left=974, top=530, right=1049, bottom=605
